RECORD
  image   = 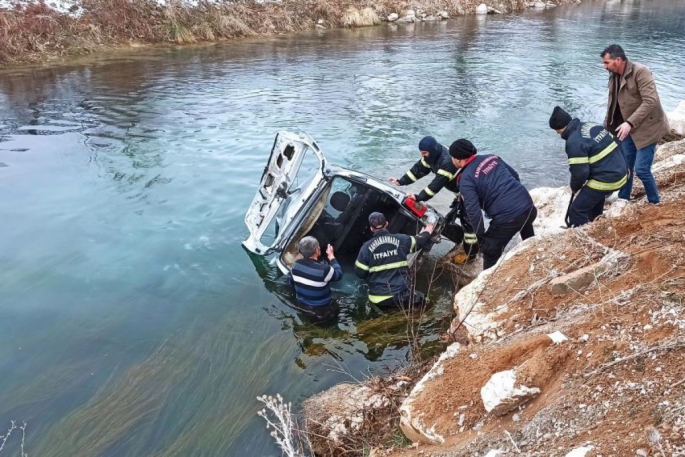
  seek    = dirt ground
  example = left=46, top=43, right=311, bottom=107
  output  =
left=373, top=142, right=685, bottom=456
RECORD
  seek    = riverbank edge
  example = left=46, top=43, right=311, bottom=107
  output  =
left=0, top=0, right=583, bottom=67
left=301, top=114, right=685, bottom=455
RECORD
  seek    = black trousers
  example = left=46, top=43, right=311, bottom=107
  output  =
left=375, top=289, right=426, bottom=310
left=294, top=300, right=339, bottom=324
left=568, top=186, right=611, bottom=227
left=482, top=206, right=537, bottom=270
left=444, top=200, right=480, bottom=259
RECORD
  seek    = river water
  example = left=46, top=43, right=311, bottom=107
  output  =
left=1, top=1, right=684, bottom=455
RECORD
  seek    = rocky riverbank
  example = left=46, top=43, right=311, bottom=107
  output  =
left=303, top=106, right=685, bottom=456
left=0, top=0, right=582, bottom=65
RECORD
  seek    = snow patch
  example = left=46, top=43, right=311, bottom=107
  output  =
left=668, top=99, right=685, bottom=135
left=565, top=445, right=594, bottom=457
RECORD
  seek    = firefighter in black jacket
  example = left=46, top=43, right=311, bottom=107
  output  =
left=355, top=212, right=434, bottom=309
left=449, top=139, right=537, bottom=270
left=388, top=136, right=478, bottom=261
left=549, top=106, right=628, bottom=227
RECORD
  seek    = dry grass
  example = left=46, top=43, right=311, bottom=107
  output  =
left=0, top=0, right=569, bottom=65
left=343, top=7, right=380, bottom=28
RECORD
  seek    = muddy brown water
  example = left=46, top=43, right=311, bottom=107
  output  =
left=1, top=1, right=684, bottom=455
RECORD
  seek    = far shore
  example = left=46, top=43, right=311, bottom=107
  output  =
left=0, top=0, right=581, bottom=67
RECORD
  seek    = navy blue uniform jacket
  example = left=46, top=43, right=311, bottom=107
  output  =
left=562, top=119, right=628, bottom=192
left=458, top=154, right=534, bottom=237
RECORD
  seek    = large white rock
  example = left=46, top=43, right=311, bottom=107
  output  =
left=387, top=12, right=399, bottom=21
left=481, top=369, right=541, bottom=416
left=668, top=99, right=685, bottom=135
left=476, top=3, right=488, bottom=14
left=530, top=187, right=572, bottom=237
left=304, top=383, right=391, bottom=454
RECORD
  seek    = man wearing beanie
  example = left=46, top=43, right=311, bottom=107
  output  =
left=354, top=212, right=434, bottom=309
left=389, top=136, right=479, bottom=262
left=549, top=106, right=627, bottom=227
left=389, top=136, right=459, bottom=203
left=449, top=139, right=537, bottom=270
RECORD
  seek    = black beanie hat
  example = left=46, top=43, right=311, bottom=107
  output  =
left=549, top=106, right=572, bottom=130
left=449, top=139, right=477, bottom=160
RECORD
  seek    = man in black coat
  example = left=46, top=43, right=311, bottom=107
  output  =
left=389, top=136, right=478, bottom=261
left=449, top=139, right=537, bottom=270
left=549, top=106, right=628, bottom=227
left=354, top=212, right=434, bottom=309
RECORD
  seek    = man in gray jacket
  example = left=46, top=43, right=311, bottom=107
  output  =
left=601, top=44, right=670, bottom=204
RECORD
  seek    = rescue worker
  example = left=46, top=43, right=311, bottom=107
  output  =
left=388, top=136, right=478, bottom=262
left=290, top=236, right=343, bottom=322
left=549, top=106, right=628, bottom=227
left=354, top=212, right=434, bottom=309
left=449, top=139, right=537, bottom=270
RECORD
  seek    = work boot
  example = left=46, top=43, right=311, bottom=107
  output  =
left=453, top=253, right=470, bottom=265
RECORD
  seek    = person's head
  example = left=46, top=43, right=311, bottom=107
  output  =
left=548, top=106, right=572, bottom=135
left=368, top=212, right=388, bottom=232
left=600, top=44, right=628, bottom=74
left=449, top=139, right=477, bottom=168
left=297, top=236, right=320, bottom=259
left=330, top=191, right=351, bottom=212
left=418, top=136, right=440, bottom=161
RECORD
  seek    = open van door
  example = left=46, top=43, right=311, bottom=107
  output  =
left=243, top=131, right=327, bottom=255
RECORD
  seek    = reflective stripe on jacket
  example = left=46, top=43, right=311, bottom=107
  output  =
left=562, top=119, right=628, bottom=192
left=354, top=229, right=431, bottom=303
left=398, top=144, right=459, bottom=201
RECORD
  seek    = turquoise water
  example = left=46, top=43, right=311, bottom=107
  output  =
left=1, top=1, right=684, bottom=454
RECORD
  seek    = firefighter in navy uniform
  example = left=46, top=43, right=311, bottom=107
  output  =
left=449, top=139, right=537, bottom=270
left=354, top=212, right=434, bottom=309
left=549, top=106, right=628, bottom=227
left=388, top=136, right=478, bottom=262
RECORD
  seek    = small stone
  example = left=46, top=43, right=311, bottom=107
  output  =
left=636, top=450, right=648, bottom=457
left=643, top=324, right=653, bottom=331
left=387, top=12, right=399, bottom=22
left=580, top=334, right=590, bottom=342
left=470, top=353, right=479, bottom=359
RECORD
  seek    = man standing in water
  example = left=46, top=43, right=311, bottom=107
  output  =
left=290, top=236, right=343, bottom=322
left=601, top=44, right=670, bottom=204
left=354, top=212, right=434, bottom=309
